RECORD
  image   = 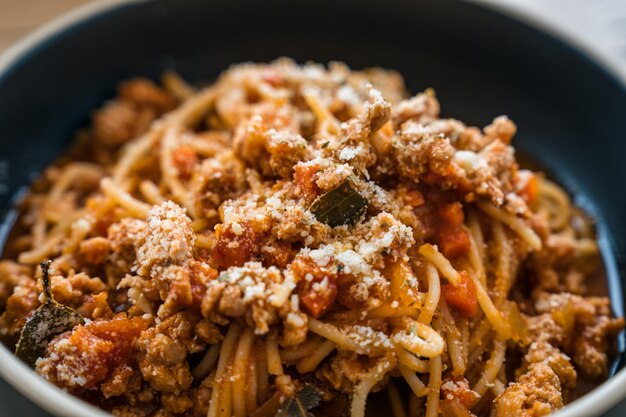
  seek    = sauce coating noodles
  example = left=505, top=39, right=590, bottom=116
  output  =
left=0, top=60, right=623, bottom=417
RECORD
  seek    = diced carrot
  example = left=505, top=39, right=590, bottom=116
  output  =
left=439, top=202, right=464, bottom=228
left=300, top=284, right=338, bottom=318
left=438, top=226, right=470, bottom=259
left=442, top=271, right=478, bottom=317
left=210, top=221, right=259, bottom=268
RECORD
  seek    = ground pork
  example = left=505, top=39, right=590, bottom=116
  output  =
left=495, top=363, right=563, bottom=417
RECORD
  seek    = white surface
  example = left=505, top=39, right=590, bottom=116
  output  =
left=475, top=0, right=626, bottom=84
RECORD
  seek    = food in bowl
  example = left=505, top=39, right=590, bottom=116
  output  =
left=0, top=59, right=622, bottom=417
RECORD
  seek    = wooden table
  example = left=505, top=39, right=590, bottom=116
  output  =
left=0, top=0, right=89, bottom=53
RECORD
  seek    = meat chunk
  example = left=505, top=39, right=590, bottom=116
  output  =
left=391, top=117, right=518, bottom=208
left=135, top=201, right=195, bottom=277
left=100, top=365, right=139, bottom=398
left=79, top=237, right=110, bottom=265
left=118, top=78, right=176, bottom=113
left=0, top=261, right=31, bottom=310
left=0, top=279, right=39, bottom=346
left=342, top=86, right=391, bottom=143
left=495, top=363, right=563, bottom=417
left=201, top=262, right=303, bottom=340
left=191, top=151, right=248, bottom=220
left=523, top=340, right=577, bottom=389
left=50, top=272, right=107, bottom=307
left=92, top=78, right=175, bottom=148
left=265, top=129, right=311, bottom=178
left=393, top=122, right=455, bottom=180
left=233, top=104, right=309, bottom=179
left=572, top=313, right=624, bottom=378
left=0, top=269, right=110, bottom=345
left=484, top=115, right=517, bottom=145
left=391, top=91, right=440, bottom=128
left=92, top=101, right=151, bottom=147
left=136, top=313, right=202, bottom=393
left=532, top=292, right=624, bottom=378
left=107, top=218, right=148, bottom=280
left=317, top=351, right=394, bottom=393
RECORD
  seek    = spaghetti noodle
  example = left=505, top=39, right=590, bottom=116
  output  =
left=0, top=59, right=623, bottom=417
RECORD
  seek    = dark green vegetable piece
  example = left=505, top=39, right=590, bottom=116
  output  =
left=15, top=261, right=84, bottom=368
left=310, top=179, right=368, bottom=227
left=275, top=385, right=322, bottom=417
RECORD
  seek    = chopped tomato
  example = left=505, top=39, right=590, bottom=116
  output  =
left=438, top=226, right=470, bottom=259
left=413, top=191, right=470, bottom=258
left=56, top=326, right=114, bottom=390
left=441, top=376, right=477, bottom=408
left=293, top=163, right=321, bottom=202
left=172, top=146, right=198, bottom=179
left=292, top=257, right=338, bottom=318
left=403, top=189, right=425, bottom=207
left=518, top=172, right=539, bottom=204
left=300, top=285, right=338, bottom=318
left=86, top=314, right=149, bottom=366
left=442, top=271, right=478, bottom=317
left=211, top=221, right=260, bottom=268
left=41, top=315, right=148, bottom=392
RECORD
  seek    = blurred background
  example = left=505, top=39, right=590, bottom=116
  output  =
left=1, top=0, right=626, bottom=84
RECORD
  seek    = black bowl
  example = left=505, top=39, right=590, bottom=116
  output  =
left=0, top=0, right=625, bottom=416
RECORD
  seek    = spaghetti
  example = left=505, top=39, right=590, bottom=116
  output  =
left=0, top=59, right=623, bottom=417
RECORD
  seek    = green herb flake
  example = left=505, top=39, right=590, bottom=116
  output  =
left=15, top=261, right=84, bottom=368
left=275, top=385, right=322, bottom=417
left=310, top=180, right=368, bottom=228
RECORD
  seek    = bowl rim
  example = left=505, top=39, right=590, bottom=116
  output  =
left=467, top=0, right=626, bottom=86
left=0, top=0, right=625, bottom=416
